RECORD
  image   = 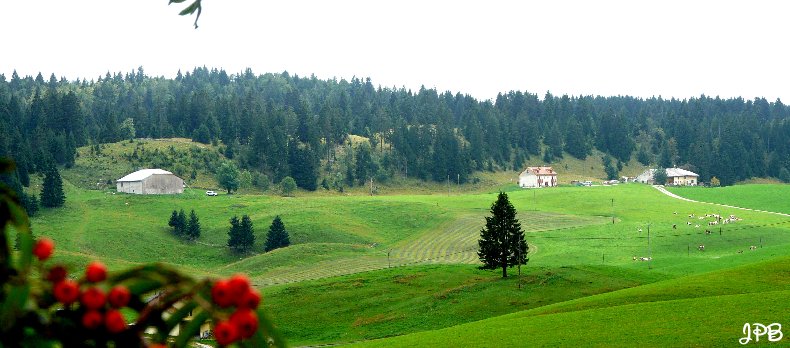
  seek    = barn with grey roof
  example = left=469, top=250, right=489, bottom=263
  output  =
left=116, top=169, right=184, bottom=194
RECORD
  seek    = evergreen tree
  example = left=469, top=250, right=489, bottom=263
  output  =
left=653, top=168, right=668, bottom=185
left=192, top=124, right=211, bottom=144
left=176, top=209, right=187, bottom=236
left=478, top=192, right=528, bottom=277
left=264, top=215, right=290, bottom=252
left=637, top=146, right=651, bottom=166
left=239, top=215, right=255, bottom=251
left=186, top=209, right=201, bottom=240
left=227, top=215, right=242, bottom=251
left=40, top=166, right=65, bottom=208
left=288, top=142, right=318, bottom=191
left=603, top=155, right=619, bottom=180
left=168, top=210, right=181, bottom=234
left=22, top=193, right=39, bottom=217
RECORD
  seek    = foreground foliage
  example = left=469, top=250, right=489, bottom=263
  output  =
left=0, top=159, right=284, bottom=347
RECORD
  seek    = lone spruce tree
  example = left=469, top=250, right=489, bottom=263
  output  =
left=40, top=166, right=65, bottom=208
left=478, top=192, right=528, bottom=277
left=264, top=215, right=290, bottom=252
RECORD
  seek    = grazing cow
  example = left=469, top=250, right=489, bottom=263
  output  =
left=749, top=245, right=757, bottom=250
left=695, top=224, right=700, bottom=228
left=698, top=244, right=705, bottom=251
left=673, top=212, right=678, bottom=215
left=638, top=228, right=643, bottom=233
left=738, top=250, right=743, bottom=254
left=632, top=256, right=637, bottom=261
left=639, top=257, right=652, bottom=261
left=673, top=224, right=677, bottom=229
left=687, top=221, right=692, bottom=226
left=708, top=221, right=718, bottom=226
left=705, top=230, right=712, bottom=235
left=688, top=214, right=695, bottom=218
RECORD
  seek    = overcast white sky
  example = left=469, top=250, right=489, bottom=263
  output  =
left=2, top=0, right=788, bottom=102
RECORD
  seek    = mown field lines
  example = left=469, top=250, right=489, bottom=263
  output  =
left=392, top=215, right=482, bottom=264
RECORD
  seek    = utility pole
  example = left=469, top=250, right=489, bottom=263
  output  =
left=647, top=223, right=652, bottom=269
left=517, top=247, right=522, bottom=289
left=388, top=249, right=392, bottom=268
left=611, top=198, right=615, bottom=224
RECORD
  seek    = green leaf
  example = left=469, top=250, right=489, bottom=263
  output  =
left=173, top=309, right=209, bottom=348
left=169, top=0, right=187, bottom=3
left=0, top=284, right=30, bottom=332
left=163, top=300, right=198, bottom=335
left=178, top=1, right=200, bottom=16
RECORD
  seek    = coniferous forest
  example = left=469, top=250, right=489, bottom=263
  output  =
left=1, top=67, right=789, bottom=192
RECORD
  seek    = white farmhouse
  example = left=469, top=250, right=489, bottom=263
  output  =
left=636, top=168, right=699, bottom=186
left=116, top=169, right=184, bottom=194
left=519, top=166, right=558, bottom=188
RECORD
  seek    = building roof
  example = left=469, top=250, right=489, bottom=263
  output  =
left=637, top=168, right=699, bottom=180
left=520, top=166, right=557, bottom=176
left=117, top=169, right=176, bottom=182
left=665, top=167, right=699, bottom=177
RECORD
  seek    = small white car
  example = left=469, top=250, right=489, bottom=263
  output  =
left=205, top=191, right=218, bottom=196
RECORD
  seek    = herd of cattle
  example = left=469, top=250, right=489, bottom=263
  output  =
left=633, top=211, right=757, bottom=261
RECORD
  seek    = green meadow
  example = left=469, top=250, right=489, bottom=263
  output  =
left=25, top=170, right=790, bottom=346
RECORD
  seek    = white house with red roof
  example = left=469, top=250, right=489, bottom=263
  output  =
left=519, top=166, right=558, bottom=188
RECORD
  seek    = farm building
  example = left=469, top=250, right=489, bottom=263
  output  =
left=636, top=168, right=699, bottom=186
left=519, top=166, right=557, bottom=188
left=116, top=169, right=184, bottom=194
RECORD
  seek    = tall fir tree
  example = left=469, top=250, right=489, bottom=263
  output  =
left=186, top=209, right=200, bottom=240
left=40, top=166, right=65, bottom=208
left=264, top=215, right=290, bottom=252
left=228, top=215, right=255, bottom=253
left=239, top=215, right=255, bottom=251
left=478, top=192, right=528, bottom=277
left=176, top=209, right=187, bottom=236
left=168, top=210, right=184, bottom=236
left=227, top=215, right=242, bottom=251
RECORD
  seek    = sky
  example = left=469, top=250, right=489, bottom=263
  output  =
left=2, top=0, right=789, bottom=102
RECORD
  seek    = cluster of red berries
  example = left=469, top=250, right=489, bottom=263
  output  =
left=34, top=238, right=132, bottom=334
left=210, top=274, right=262, bottom=346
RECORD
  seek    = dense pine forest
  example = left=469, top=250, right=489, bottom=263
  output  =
left=1, top=67, right=789, bottom=195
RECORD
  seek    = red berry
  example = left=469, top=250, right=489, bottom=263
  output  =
left=46, top=265, right=68, bottom=283
left=105, top=309, right=126, bottom=333
left=237, top=288, right=261, bottom=309
left=82, top=310, right=103, bottom=329
left=230, top=308, right=258, bottom=339
left=85, top=261, right=107, bottom=283
left=214, top=320, right=239, bottom=346
left=228, top=274, right=250, bottom=298
left=80, top=287, right=106, bottom=310
left=108, top=285, right=131, bottom=308
left=211, top=280, right=234, bottom=308
left=33, top=238, right=55, bottom=261
left=53, top=280, right=80, bottom=305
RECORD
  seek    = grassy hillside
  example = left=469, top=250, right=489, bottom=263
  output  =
left=667, top=184, right=790, bottom=215
left=66, top=138, right=225, bottom=190
left=351, top=257, right=790, bottom=347
left=263, top=264, right=667, bottom=346
left=24, top=171, right=790, bottom=346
